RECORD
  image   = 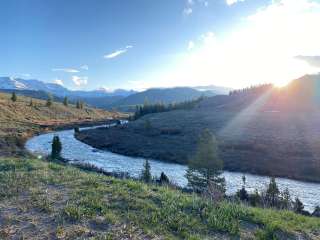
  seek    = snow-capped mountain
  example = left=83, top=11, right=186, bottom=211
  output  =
left=0, top=76, right=135, bottom=98
left=0, top=77, right=68, bottom=95
left=0, top=77, right=28, bottom=90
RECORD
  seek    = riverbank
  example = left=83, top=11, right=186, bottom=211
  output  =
left=75, top=107, right=320, bottom=183
left=0, top=157, right=319, bottom=239
left=0, top=92, right=127, bottom=156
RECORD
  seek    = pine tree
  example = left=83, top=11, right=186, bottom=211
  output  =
left=266, top=177, right=280, bottom=207
left=141, top=159, right=152, bottom=183
left=186, top=129, right=225, bottom=194
left=281, top=188, right=292, bottom=209
left=46, top=94, right=53, bottom=107
left=74, top=127, right=80, bottom=133
left=293, top=197, right=304, bottom=214
left=63, top=96, right=68, bottom=106
left=11, top=92, right=17, bottom=102
left=76, top=100, right=81, bottom=109
left=159, top=172, right=170, bottom=184
left=29, top=98, right=33, bottom=107
left=237, top=175, right=249, bottom=201
left=51, top=135, right=62, bottom=160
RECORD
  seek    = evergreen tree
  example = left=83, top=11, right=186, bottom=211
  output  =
left=293, top=197, right=304, bottom=214
left=159, top=172, right=170, bottom=184
left=237, top=175, right=249, bottom=201
left=281, top=188, right=292, bottom=209
left=51, top=135, right=62, bottom=159
left=74, top=127, right=80, bottom=133
left=141, top=159, right=152, bottom=183
left=29, top=98, right=33, bottom=107
left=186, top=129, right=225, bottom=194
left=63, top=96, right=68, bottom=106
left=11, top=92, right=17, bottom=102
left=265, top=177, right=280, bottom=207
left=46, top=94, right=53, bottom=107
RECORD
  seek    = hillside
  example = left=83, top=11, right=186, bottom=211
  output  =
left=77, top=74, right=320, bottom=182
left=0, top=77, right=230, bottom=110
left=110, top=87, right=223, bottom=111
left=0, top=92, right=125, bottom=156
left=0, top=157, right=319, bottom=239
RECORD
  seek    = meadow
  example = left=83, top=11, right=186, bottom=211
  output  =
left=0, top=157, right=319, bottom=239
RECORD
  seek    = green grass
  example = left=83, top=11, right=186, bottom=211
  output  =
left=0, top=157, right=319, bottom=239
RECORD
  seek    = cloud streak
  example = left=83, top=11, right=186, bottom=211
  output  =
left=104, top=46, right=133, bottom=59
left=80, top=65, right=89, bottom=70
left=226, top=0, right=244, bottom=6
left=52, top=68, right=79, bottom=73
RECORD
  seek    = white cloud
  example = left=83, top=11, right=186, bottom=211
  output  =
left=72, top=76, right=88, bottom=86
left=80, top=65, right=89, bottom=70
left=188, top=41, right=195, bottom=50
left=104, top=46, right=133, bottom=59
left=52, top=68, right=79, bottom=73
left=226, top=0, right=244, bottom=6
left=183, top=7, right=193, bottom=15
left=296, top=56, right=320, bottom=68
left=53, top=79, right=64, bottom=86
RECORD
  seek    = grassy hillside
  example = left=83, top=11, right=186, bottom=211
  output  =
left=0, top=92, right=125, bottom=156
left=110, top=87, right=218, bottom=112
left=77, top=76, right=320, bottom=182
left=0, top=157, right=319, bottom=239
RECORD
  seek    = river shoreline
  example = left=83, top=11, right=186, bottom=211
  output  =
left=25, top=125, right=320, bottom=212
left=75, top=125, right=320, bottom=184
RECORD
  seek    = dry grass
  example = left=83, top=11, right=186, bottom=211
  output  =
left=0, top=92, right=126, bottom=156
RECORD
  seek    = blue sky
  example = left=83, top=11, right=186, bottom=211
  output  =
left=1, top=0, right=320, bottom=90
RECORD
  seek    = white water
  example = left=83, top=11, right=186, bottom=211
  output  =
left=25, top=125, right=320, bottom=212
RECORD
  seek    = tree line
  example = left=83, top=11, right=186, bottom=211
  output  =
left=10, top=92, right=85, bottom=109
left=229, top=83, right=273, bottom=96
left=131, top=96, right=206, bottom=120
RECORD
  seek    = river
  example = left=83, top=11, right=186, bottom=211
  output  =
left=25, top=125, right=320, bottom=212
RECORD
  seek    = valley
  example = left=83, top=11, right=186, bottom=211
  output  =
left=76, top=76, right=320, bottom=182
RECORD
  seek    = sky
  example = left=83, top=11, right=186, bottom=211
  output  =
left=0, top=0, right=320, bottom=90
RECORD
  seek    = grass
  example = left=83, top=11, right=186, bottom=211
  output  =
left=0, top=92, right=126, bottom=156
left=0, top=157, right=319, bottom=239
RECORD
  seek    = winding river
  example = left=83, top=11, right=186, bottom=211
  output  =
left=25, top=125, right=320, bottom=212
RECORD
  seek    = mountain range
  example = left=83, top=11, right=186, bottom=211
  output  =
left=0, top=76, right=230, bottom=110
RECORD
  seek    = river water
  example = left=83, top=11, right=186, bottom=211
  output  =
left=25, top=125, right=320, bottom=212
